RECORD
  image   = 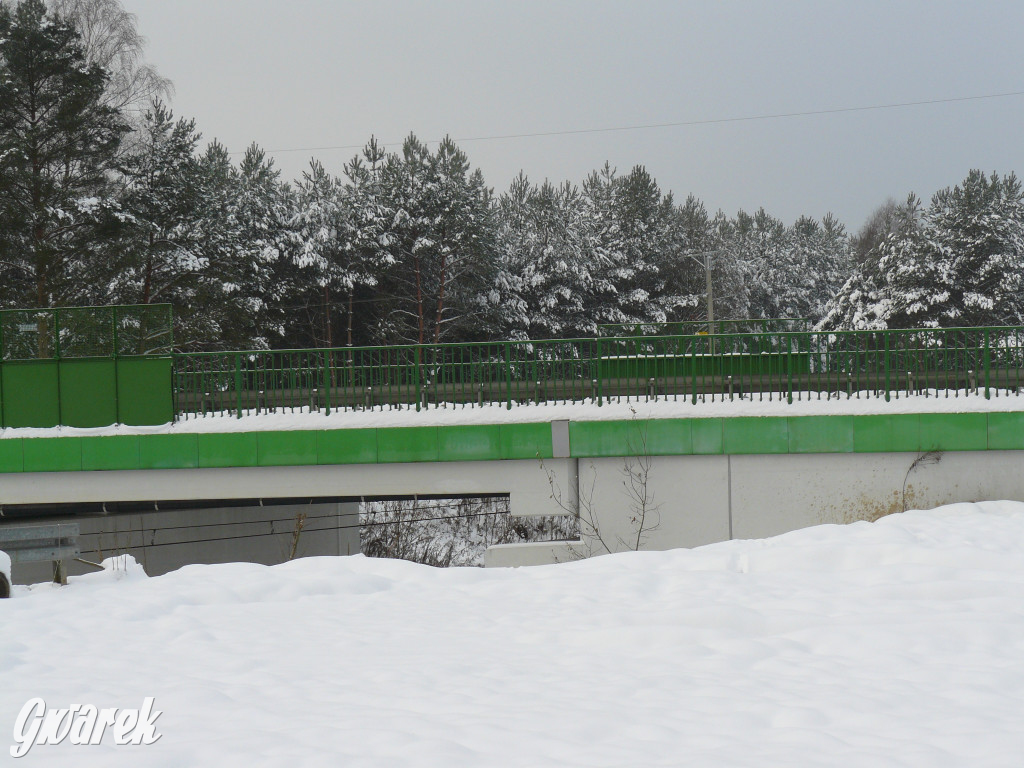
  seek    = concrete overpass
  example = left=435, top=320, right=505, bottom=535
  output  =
left=3, top=410, right=1024, bottom=577
left=3, top=307, right=1024, bottom=578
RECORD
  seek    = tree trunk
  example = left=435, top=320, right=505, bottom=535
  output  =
left=323, top=285, right=332, bottom=348
left=434, top=250, right=447, bottom=344
left=142, top=233, right=154, bottom=305
left=414, top=255, right=424, bottom=345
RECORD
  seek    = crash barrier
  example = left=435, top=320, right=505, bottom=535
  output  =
left=0, top=522, right=80, bottom=587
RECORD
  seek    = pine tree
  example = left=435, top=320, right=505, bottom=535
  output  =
left=732, top=208, right=788, bottom=320
left=580, top=163, right=630, bottom=329
left=614, top=165, right=671, bottom=324
left=291, top=159, right=347, bottom=346
left=289, top=140, right=396, bottom=349
left=659, top=196, right=721, bottom=323
left=426, top=136, right=496, bottom=342
left=339, top=138, right=395, bottom=346
left=782, top=214, right=851, bottom=320
left=492, top=173, right=534, bottom=339
left=708, top=210, right=753, bottom=322
left=823, top=173, right=1024, bottom=331
left=376, top=135, right=495, bottom=344
left=172, top=139, right=250, bottom=350
left=579, top=162, right=675, bottom=330
left=0, top=0, right=129, bottom=308
left=229, top=144, right=293, bottom=347
left=894, top=171, right=1024, bottom=327
left=377, top=134, right=434, bottom=344
left=818, top=195, right=921, bottom=331
left=115, top=101, right=204, bottom=309
left=819, top=213, right=852, bottom=303
left=495, top=174, right=590, bottom=339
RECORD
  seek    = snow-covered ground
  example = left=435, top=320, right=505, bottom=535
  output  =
left=3, top=390, right=1024, bottom=438
left=4, top=502, right=1024, bottom=766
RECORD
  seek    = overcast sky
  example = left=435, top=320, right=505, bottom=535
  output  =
left=120, top=0, right=1024, bottom=230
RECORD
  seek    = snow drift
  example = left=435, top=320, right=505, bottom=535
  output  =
left=3, top=502, right=1024, bottom=766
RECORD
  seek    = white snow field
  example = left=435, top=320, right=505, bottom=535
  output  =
left=4, top=502, right=1024, bottom=767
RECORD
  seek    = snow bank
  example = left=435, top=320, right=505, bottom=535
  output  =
left=3, top=502, right=1024, bottom=766
left=3, top=390, right=1024, bottom=438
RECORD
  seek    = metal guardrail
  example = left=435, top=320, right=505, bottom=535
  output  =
left=170, top=326, right=1024, bottom=419
left=0, top=523, right=80, bottom=585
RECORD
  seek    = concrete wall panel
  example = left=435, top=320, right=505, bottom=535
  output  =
left=8, top=502, right=361, bottom=585
left=577, top=455, right=731, bottom=555
left=730, top=450, right=1024, bottom=541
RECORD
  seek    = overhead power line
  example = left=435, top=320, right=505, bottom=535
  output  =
left=100, top=508, right=519, bottom=551
left=230, top=89, right=1024, bottom=157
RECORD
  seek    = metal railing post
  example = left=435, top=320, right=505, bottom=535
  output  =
left=691, top=334, right=698, bottom=404
left=323, top=351, right=331, bottom=416
left=234, top=353, right=243, bottom=418
left=595, top=337, right=603, bottom=407
left=786, top=334, right=793, bottom=405
left=414, top=346, right=422, bottom=412
left=884, top=331, right=891, bottom=402
left=984, top=328, right=991, bottom=399
left=505, top=342, right=513, bottom=410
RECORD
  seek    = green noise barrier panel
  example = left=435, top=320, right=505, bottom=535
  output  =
left=0, top=356, right=173, bottom=429
left=59, top=359, right=118, bottom=428
left=116, top=357, right=174, bottom=427
left=0, top=304, right=173, bottom=429
left=1, top=361, right=61, bottom=428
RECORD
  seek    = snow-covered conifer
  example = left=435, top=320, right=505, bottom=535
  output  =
left=895, top=171, right=1024, bottom=328
left=0, top=0, right=129, bottom=307
left=115, top=102, right=205, bottom=313
left=376, top=135, right=495, bottom=344
left=494, top=174, right=591, bottom=339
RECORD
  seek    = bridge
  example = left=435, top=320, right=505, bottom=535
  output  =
left=2, top=305, right=1024, bottom=579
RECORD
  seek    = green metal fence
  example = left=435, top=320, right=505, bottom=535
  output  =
left=171, top=326, right=1024, bottom=420
left=0, top=305, right=174, bottom=428
left=0, top=304, right=173, bottom=360
left=3, top=311, right=1023, bottom=427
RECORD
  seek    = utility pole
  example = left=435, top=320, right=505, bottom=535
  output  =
left=680, top=248, right=716, bottom=354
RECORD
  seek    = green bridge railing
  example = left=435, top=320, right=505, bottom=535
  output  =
left=1, top=313, right=1021, bottom=428
left=172, top=326, right=1024, bottom=420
